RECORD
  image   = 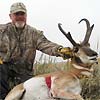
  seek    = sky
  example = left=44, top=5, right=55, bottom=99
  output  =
left=0, top=0, right=100, bottom=62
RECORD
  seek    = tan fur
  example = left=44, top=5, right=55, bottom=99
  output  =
left=5, top=67, right=86, bottom=100
left=5, top=83, right=25, bottom=100
left=36, top=66, right=88, bottom=100
left=5, top=63, right=93, bottom=100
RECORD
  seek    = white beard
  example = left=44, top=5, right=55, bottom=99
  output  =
left=15, top=21, right=25, bottom=28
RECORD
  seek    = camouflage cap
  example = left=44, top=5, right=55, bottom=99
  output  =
left=10, top=2, right=27, bottom=14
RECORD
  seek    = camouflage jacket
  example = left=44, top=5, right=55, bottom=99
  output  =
left=0, top=23, right=61, bottom=74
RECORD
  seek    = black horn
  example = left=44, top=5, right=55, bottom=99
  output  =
left=79, top=18, right=94, bottom=45
left=58, top=23, right=78, bottom=46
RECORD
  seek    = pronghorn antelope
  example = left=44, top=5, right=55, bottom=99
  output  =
left=5, top=19, right=98, bottom=100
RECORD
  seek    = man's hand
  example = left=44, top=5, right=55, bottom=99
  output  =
left=0, top=57, right=3, bottom=64
left=57, top=47, right=73, bottom=59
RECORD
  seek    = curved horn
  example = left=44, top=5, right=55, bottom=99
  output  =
left=79, top=18, right=94, bottom=45
left=58, top=23, right=78, bottom=46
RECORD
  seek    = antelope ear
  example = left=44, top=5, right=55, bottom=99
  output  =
left=86, top=43, right=90, bottom=47
left=73, top=46, right=79, bottom=53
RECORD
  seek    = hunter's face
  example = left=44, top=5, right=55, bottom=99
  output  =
left=9, top=11, right=27, bottom=28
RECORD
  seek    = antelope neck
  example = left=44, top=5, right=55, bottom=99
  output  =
left=69, top=64, right=90, bottom=79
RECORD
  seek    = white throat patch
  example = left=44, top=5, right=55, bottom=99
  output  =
left=72, top=64, right=92, bottom=77
left=72, top=64, right=90, bottom=71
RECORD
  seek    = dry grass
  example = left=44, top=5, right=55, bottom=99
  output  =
left=81, top=59, right=100, bottom=100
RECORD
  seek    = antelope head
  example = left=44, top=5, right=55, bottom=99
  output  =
left=58, top=19, right=98, bottom=76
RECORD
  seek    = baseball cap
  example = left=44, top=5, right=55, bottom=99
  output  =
left=10, top=2, right=27, bottom=14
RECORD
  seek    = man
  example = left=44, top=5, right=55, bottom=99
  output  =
left=0, top=2, right=73, bottom=99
